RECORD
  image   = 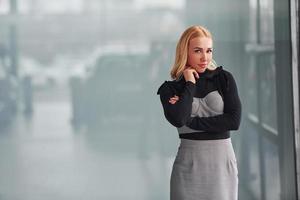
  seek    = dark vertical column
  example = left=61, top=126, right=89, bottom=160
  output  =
left=255, top=1, right=266, bottom=199
left=274, top=0, right=297, bottom=199
left=291, top=0, right=300, bottom=198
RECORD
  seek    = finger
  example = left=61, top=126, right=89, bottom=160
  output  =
left=170, top=98, right=179, bottom=102
left=169, top=98, right=178, bottom=102
left=192, top=70, right=199, bottom=78
left=169, top=99, right=178, bottom=104
left=193, top=71, right=199, bottom=79
left=169, top=100, right=176, bottom=104
left=184, top=67, right=193, bottom=72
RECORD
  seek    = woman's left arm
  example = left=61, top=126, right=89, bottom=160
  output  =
left=186, top=71, right=242, bottom=132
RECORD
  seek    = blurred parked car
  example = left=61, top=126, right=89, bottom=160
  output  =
left=69, top=44, right=151, bottom=129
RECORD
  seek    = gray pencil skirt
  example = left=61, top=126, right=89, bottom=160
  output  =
left=170, top=138, right=238, bottom=200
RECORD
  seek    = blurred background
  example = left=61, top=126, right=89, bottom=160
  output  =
left=0, top=0, right=299, bottom=199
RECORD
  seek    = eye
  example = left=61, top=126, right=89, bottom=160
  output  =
left=207, top=49, right=213, bottom=53
left=194, top=49, right=202, bottom=53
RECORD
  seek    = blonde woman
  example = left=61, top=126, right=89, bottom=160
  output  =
left=157, top=25, right=242, bottom=200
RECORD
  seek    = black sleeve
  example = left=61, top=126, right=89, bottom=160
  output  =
left=157, top=80, right=196, bottom=127
left=186, top=72, right=241, bottom=132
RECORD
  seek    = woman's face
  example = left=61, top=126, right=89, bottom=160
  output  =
left=187, top=37, right=213, bottom=73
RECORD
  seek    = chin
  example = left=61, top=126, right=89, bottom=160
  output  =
left=196, top=67, right=207, bottom=73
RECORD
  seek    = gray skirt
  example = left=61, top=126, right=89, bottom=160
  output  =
left=170, top=138, right=238, bottom=200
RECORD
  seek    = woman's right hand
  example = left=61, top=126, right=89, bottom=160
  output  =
left=169, top=95, right=179, bottom=104
left=183, top=67, right=199, bottom=84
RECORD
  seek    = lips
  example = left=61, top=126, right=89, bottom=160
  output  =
left=197, top=63, right=207, bottom=67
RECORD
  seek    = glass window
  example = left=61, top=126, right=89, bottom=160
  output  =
left=263, top=137, right=280, bottom=200
left=259, top=54, right=278, bottom=132
left=0, top=0, right=296, bottom=199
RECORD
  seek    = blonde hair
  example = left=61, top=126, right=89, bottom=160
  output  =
left=170, top=25, right=217, bottom=80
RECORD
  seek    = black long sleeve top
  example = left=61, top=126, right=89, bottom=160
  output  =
left=157, top=66, right=242, bottom=140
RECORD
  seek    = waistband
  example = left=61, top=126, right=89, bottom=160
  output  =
left=179, top=131, right=230, bottom=140
left=179, top=137, right=232, bottom=148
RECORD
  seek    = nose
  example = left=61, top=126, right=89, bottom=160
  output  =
left=201, top=52, right=208, bottom=61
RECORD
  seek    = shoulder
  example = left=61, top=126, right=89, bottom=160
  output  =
left=216, top=66, right=237, bottom=82
left=156, top=78, right=185, bottom=95
left=212, top=66, right=231, bottom=76
left=217, top=67, right=239, bottom=92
